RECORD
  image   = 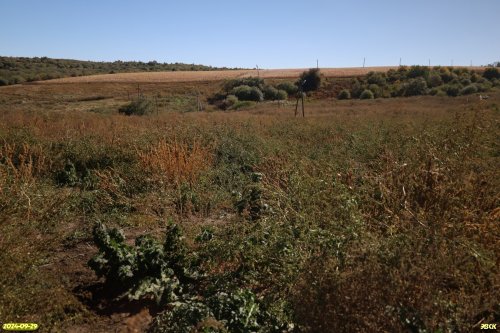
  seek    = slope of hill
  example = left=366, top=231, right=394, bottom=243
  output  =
left=0, top=56, right=240, bottom=85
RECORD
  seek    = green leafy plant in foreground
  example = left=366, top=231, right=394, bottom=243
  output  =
left=88, top=222, right=187, bottom=304
left=234, top=172, right=269, bottom=221
left=88, top=221, right=293, bottom=332
left=150, top=290, right=285, bottom=333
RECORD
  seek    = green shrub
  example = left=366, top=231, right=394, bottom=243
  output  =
left=247, top=87, right=264, bottom=102
left=150, top=289, right=290, bottom=333
left=0, top=77, right=8, bottom=86
left=262, top=85, right=278, bottom=100
left=460, top=84, right=478, bottom=95
left=460, top=78, right=472, bottom=86
left=297, top=68, right=321, bottom=92
left=222, top=95, right=238, bottom=109
left=90, top=222, right=293, bottom=333
left=223, top=77, right=264, bottom=92
left=386, top=69, right=401, bottom=83
left=231, top=85, right=252, bottom=100
left=427, top=73, right=443, bottom=88
left=389, top=83, right=405, bottom=97
left=232, top=101, right=254, bottom=110
left=276, top=89, right=288, bottom=100
left=351, top=79, right=364, bottom=98
left=429, top=86, right=447, bottom=97
left=395, top=66, right=409, bottom=80
left=149, top=300, right=220, bottom=333
left=55, top=160, right=79, bottom=187
left=453, top=67, right=470, bottom=75
left=118, top=98, right=154, bottom=116
left=276, top=82, right=298, bottom=95
left=262, top=85, right=284, bottom=100
left=366, top=72, right=387, bottom=85
left=26, top=75, right=42, bottom=82
left=439, top=69, right=456, bottom=83
left=428, top=88, right=439, bottom=96
left=359, top=89, right=374, bottom=99
left=404, top=78, right=428, bottom=96
left=9, top=76, right=25, bottom=84
left=442, top=84, right=462, bottom=97
left=368, top=84, right=382, bottom=98
left=207, top=290, right=262, bottom=333
left=475, top=81, right=492, bottom=92
left=435, top=89, right=448, bottom=97
left=231, top=85, right=263, bottom=102
left=234, top=172, right=267, bottom=221
left=483, top=67, right=500, bottom=80
left=407, top=65, right=429, bottom=79
left=338, top=89, right=351, bottom=100
left=88, top=222, right=191, bottom=304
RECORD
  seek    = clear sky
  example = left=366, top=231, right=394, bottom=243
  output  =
left=1, top=0, right=499, bottom=69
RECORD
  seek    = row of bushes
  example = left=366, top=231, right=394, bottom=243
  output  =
left=210, top=68, right=321, bottom=110
left=219, top=85, right=289, bottom=110
left=214, top=77, right=290, bottom=110
left=213, top=69, right=323, bottom=110
left=338, top=67, right=499, bottom=99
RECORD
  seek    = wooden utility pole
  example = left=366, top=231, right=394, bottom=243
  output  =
left=197, top=93, right=203, bottom=111
left=295, top=80, right=306, bottom=118
left=294, top=93, right=305, bottom=117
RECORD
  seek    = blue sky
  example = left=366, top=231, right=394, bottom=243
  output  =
left=1, top=0, right=499, bottom=68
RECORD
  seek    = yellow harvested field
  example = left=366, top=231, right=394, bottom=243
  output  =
left=42, top=67, right=400, bottom=83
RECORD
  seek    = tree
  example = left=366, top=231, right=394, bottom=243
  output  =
left=483, top=67, right=500, bottom=80
left=404, top=78, right=428, bottom=96
left=297, top=68, right=321, bottom=92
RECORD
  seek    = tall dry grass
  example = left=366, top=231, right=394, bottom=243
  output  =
left=0, top=142, right=49, bottom=183
left=137, top=140, right=213, bottom=186
left=0, top=81, right=498, bottom=332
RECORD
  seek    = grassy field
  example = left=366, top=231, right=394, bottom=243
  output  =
left=0, top=75, right=498, bottom=332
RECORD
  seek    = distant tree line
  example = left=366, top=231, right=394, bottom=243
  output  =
left=0, top=56, right=242, bottom=86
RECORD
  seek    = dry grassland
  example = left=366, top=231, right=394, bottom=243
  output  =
left=40, top=67, right=403, bottom=83
left=0, top=72, right=498, bottom=332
